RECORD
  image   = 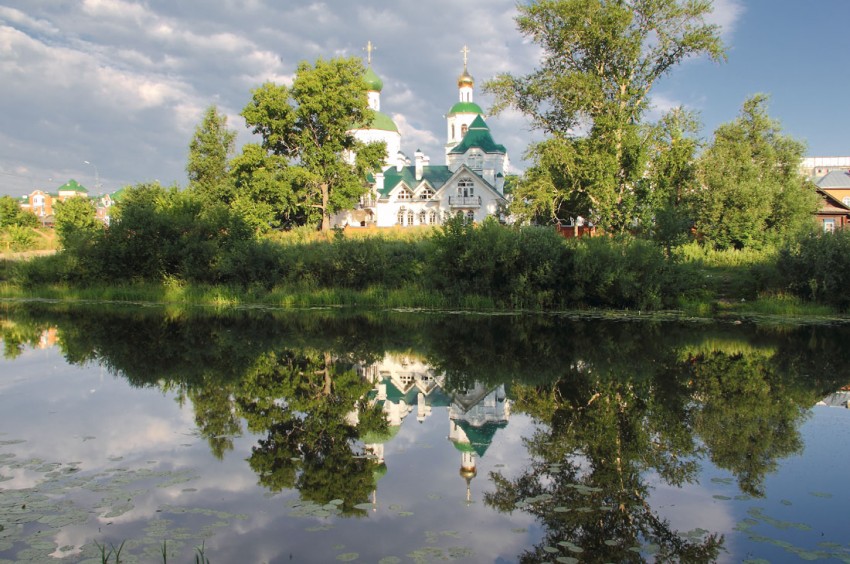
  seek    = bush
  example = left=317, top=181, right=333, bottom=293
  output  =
left=777, top=230, right=850, bottom=310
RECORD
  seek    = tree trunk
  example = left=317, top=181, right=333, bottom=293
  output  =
left=320, top=182, right=330, bottom=231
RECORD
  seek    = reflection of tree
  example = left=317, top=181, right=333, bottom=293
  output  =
left=236, top=350, right=385, bottom=513
left=687, top=351, right=808, bottom=497
left=188, top=384, right=242, bottom=460
left=487, top=365, right=722, bottom=563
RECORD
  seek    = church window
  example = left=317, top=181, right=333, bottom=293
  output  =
left=419, top=210, right=426, bottom=224
left=429, top=210, right=437, bottom=224
left=397, top=208, right=406, bottom=226
left=397, top=189, right=411, bottom=200
left=461, top=124, right=468, bottom=137
left=468, top=150, right=483, bottom=171
left=408, top=210, right=414, bottom=225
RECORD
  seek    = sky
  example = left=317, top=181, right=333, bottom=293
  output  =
left=1, top=0, right=848, bottom=197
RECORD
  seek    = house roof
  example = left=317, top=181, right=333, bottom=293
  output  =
left=449, top=115, right=507, bottom=155
left=57, top=179, right=88, bottom=193
left=378, top=165, right=454, bottom=197
left=451, top=419, right=507, bottom=457
left=816, top=187, right=850, bottom=214
left=815, top=170, right=850, bottom=189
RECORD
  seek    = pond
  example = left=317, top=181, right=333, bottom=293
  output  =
left=1, top=303, right=850, bottom=563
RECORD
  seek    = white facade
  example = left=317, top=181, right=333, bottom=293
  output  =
left=336, top=50, right=510, bottom=229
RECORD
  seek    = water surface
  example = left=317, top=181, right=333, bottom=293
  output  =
left=1, top=304, right=850, bottom=563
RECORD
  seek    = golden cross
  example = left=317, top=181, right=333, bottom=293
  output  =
left=461, top=44, right=470, bottom=67
left=366, top=40, right=376, bottom=65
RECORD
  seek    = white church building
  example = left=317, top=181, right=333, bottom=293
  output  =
left=334, top=46, right=511, bottom=228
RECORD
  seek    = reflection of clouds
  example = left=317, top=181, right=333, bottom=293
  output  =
left=646, top=473, right=736, bottom=536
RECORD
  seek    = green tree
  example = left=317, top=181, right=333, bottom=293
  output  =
left=0, top=195, right=37, bottom=228
left=54, top=197, right=101, bottom=252
left=694, top=95, right=819, bottom=250
left=644, top=107, right=702, bottom=249
left=228, top=143, right=312, bottom=232
left=187, top=105, right=237, bottom=205
left=241, top=57, right=385, bottom=231
left=487, top=0, right=724, bottom=232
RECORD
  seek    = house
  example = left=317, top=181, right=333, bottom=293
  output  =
left=19, top=179, right=89, bottom=225
left=814, top=185, right=850, bottom=233
left=332, top=45, right=510, bottom=228
left=814, top=169, right=850, bottom=208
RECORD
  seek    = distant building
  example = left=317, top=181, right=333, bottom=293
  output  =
left=801, top=156, right=850, bottom=179
left=19, top=179, right=89, bottom=225
left=333, top=45, right=510, bottom=228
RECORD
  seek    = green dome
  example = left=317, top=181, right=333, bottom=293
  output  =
left=363, top=67, right=383, bottom=92
left=369, top=110, right=399, bottom=132
left=448, top=101, right=484, bottom=116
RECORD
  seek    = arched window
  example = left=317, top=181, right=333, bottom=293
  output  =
left=408, top=210, right=414, bottom=225
left=461, top=124, right=468, bottom=137
left=397, top=208, right=406, bottom=226
left=466, top=211, right=475, bottom=223
left=419, top=210, right=426, bottom=224
left=429, top=210, right=437, bottom=225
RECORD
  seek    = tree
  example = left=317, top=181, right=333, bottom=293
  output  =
left=693, top=95, right=819, bottom=250
left=486, top=0, right=725, bottom=232
left=643, top=107, right=702, bottom=249
left=241, top=57, right=385, bottom=231
left=0, top=195, right=37, bottom=228
left=54, top=196, right=101, bottom=252
left=187, top=105, right=236, bottom=205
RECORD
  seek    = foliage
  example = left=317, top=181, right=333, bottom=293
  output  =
left=54, top=196, right=102, bottom=253
left=643, top=107, right=702, bottom=248
left=777, top=229, right=850, bottom=310
left=0, top=195, right=38, bottom=228
left=187, top=105, right=237, bottom=205
left=488, top=0, right=724, bottom=232
left=240, top=57, right=385, bottom=230
left=694, top=95, right=819, bottom=250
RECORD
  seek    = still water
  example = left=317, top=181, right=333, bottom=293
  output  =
left=1, top=303, right=850, bottom=563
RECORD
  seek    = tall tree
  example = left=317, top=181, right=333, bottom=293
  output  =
left=644, top=106, right=702, bottom=249
left=241, top=57, right=384, bottom=231
left=187, top=105, right=236, bottom=205
left=487, top=0, right=724, bottom=232
left=693, top=94, right=819, bottom=250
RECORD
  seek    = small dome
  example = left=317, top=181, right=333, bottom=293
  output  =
left=364, top=67, right=383, bottom=92
left=457, top=67, right=474, bottom=88
left=447, top=101, right=484, bottom=116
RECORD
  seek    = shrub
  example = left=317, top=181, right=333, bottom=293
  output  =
left=777, top=230, right=850, bottom=310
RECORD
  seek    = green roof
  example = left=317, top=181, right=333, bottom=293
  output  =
left=353, top=110, right=398, bottom=133
left=378, top=165, right=454, bottom=198
left=447, top=101, right=484, bottom=116
left=370, top=110, right=398, bottom=132
left=57, top=179, right=88, bottom=193
left=449, top=116, right=506, bottom=155
left=451, top=420, right=508, bottom=457
left=363, top=67, right=383, bottom=92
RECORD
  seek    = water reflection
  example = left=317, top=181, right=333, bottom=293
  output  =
left=3, top=303, right=850, bottom=562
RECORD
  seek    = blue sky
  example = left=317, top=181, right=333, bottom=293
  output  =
left=0, top=0, right=847, bottom=197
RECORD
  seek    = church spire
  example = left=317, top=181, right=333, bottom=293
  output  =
left=457, top=45, right=474, bottom=94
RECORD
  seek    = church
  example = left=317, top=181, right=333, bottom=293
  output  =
left=333, top=45, right=511, bottom=228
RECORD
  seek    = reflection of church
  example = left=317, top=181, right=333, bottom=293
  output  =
left=348, top=353, right=511, bottom=503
